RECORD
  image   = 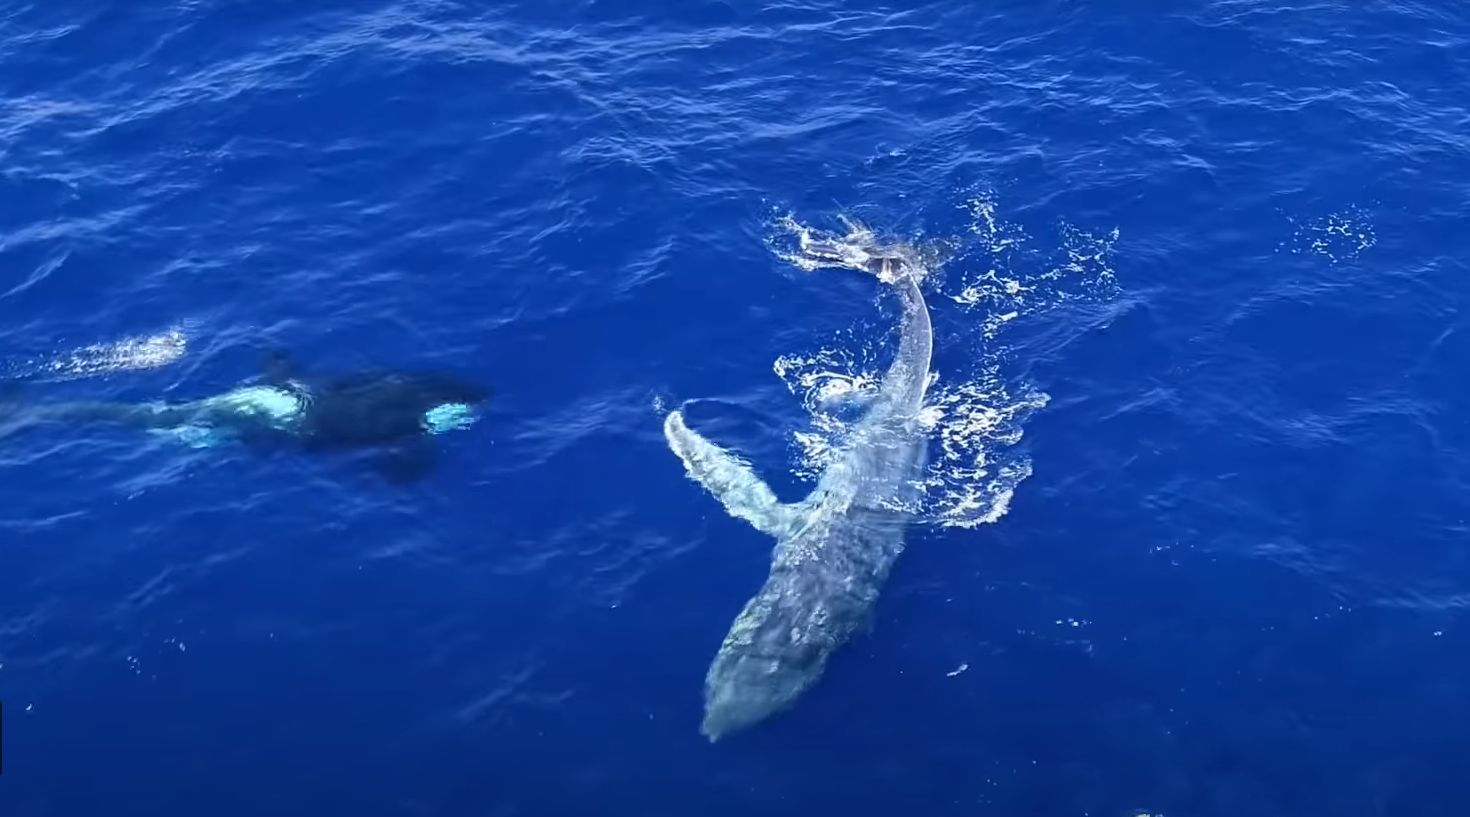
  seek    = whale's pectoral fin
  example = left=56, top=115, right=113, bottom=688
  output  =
left=663, top=410, right=802, bottom=538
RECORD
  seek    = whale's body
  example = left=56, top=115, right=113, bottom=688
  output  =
left=665, top=240, right=934, bottom=739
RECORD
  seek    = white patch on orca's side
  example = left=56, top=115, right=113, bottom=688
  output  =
left=203, top=386, right=305, bottom=427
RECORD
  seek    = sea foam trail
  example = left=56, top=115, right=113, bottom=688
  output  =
left=1, top=328, right=188, bottom=382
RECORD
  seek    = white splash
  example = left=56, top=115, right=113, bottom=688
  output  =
left=773, top=346, right=885, bottom=480
left=921, top=372, right=1049, bottom=528
left=943, top=194, right=1120, bottom=338
left=776, top=348, right=1045, bottom=528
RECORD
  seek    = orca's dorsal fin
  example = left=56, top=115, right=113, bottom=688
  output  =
left=663, top=409, right=804, bottom=539
left=262, top=349, right=300, bottom=385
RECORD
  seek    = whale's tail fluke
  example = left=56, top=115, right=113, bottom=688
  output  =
left=780, top=216, right=926, bottom=287
left=793, top=236, right=855, bottom=267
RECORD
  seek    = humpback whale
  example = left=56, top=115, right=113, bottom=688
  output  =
left=3, top=351, right=487, bottom=481
left=665, top=234, right=934, bottom=740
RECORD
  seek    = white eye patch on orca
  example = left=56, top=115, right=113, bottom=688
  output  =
left=422, top=402, right=478, bottom=434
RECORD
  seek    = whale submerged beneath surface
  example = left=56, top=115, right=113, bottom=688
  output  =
left=664, top=229, right=935, bottom=740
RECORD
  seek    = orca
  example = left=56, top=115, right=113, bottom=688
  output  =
left=4, top=351, right=488, bottom=482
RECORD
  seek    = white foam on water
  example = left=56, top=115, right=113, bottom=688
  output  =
left=767, top=196, right=1117, bottom=529
left=920, top=371, right=1050, bottom=528
left=944, top=193, right=1120, bottom=339
left=773, top=345, right=885, bottom=481
left=4, top=327, right=188, bottom=382
left=1281, top=206, right=1377, bottom=264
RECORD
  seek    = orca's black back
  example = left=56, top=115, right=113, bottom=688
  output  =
left=295, top=371, right=486, bottom=449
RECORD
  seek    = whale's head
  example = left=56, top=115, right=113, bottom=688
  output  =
left=702, top=654, right=815, bottom=741
left=700, top=589, right=836, bottom=741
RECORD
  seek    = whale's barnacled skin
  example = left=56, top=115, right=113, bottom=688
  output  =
left=665, top=241, right=934, bottom=740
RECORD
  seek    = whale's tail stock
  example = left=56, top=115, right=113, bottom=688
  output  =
left=0, top=383, right=186, bottom=440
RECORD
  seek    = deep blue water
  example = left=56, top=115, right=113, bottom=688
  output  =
left=3, top=1, right=1470, bottom=814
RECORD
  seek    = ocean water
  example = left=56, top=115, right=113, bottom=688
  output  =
left=2, top=1, right=1468, bottom=814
